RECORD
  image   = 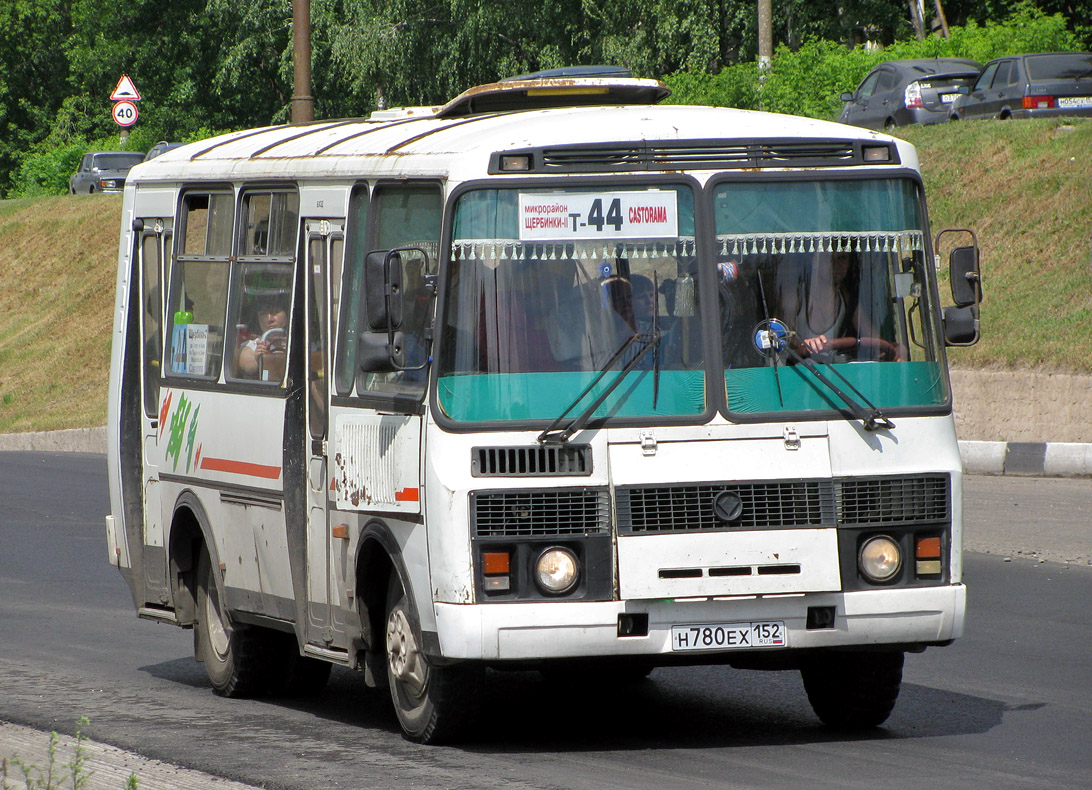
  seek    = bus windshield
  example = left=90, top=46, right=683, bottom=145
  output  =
left=436, top=184, right=705, bottom=424
left=435, top=178, right=947, bottom=426
left=713, top=178, right=947, bottom=416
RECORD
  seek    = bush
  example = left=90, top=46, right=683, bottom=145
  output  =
left=10, top=143, right=89, bottom=197
left=7, top=124, right=202, bottom=198
left=664, top=4, right=1081, bottom=121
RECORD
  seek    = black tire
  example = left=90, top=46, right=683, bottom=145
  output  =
left=194, top=548, right=272, bottom=698
left=384, top=573, right=479, bottom=743
left=801, top=650, right=904, bottom=729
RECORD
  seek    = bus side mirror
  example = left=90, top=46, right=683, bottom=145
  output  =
left=949, top=245, right=981, bottom=307
left=365, top=250, right=404, bottom=331
left=358, top=331, right=406, bottom=371
left=943, top=305, right=979, bottom=346
left=935, top=229, right=982, bottom=347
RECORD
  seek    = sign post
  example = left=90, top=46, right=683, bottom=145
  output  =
left=110, top=74, right=142, bottom=143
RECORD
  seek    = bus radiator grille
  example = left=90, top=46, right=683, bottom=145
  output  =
left=616, top=474, right=951, bottom=534
left=471, top=487, right=610, bottom=537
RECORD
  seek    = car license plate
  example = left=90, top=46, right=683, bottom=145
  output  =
left=1058, top=96, right=1092, bottom=108
left=940, top=93, right=957, bottom=103
left=671, top=621, right=786, bottom=651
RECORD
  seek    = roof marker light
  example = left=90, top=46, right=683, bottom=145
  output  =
left=862, top=145, right=892, bottom=162
left=500, top=154, right=531, bottom=171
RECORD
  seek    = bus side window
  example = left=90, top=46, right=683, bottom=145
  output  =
left=355, top=183, right=441, bottom=398
left=165, top=192, right=234, bottom=380
left=164, top=261, right=228, bottom=379
left=227, top=263, right=294, bottom=384
left=140, top=232, right=163, bottom=417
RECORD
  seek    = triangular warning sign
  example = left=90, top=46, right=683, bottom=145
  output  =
left=110, top=74, right=141, bottom=102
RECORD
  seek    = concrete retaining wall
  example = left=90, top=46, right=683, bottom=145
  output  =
left=950, top=368, right=1092, bottom=444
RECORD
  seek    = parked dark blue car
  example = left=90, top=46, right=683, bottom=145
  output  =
left=948, top=52, right=1092, bottom=120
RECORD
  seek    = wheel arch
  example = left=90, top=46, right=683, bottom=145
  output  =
left=354, top=519, right=433, bottom=682
left=168, top=490, right=221, bottom=627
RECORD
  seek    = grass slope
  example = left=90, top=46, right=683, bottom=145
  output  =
left=0, top=118, right=1089, bottom=432
left=898, top=118, right=1092, bottom=371
left=0, top=195, right=119, bottom=432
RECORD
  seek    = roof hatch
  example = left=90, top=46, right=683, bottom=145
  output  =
left=435, top=66, right=671, bottom=118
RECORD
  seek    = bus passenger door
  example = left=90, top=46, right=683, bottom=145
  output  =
left=138, top=222, right=171, bottom=607
left=303, top=221, right=345, bottom=649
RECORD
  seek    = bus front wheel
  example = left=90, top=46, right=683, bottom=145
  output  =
left=800, top=650, right=904, bottom=728
left=195, top=548, right=269, bottom=697
left=384, top=574, right=479, bottom=743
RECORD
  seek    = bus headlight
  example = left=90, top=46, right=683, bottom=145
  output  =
left=858, top=536, right=902, bottom=583
left=534, top=547, right=579, bottom=595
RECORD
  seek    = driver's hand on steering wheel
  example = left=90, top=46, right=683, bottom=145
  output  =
left=802, top=334, right=829, bottom=354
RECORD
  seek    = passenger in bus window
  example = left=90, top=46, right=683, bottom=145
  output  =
left=238, top=294, right=289, bottom=381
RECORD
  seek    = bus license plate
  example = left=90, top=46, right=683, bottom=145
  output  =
left=671, top=621, right=786, bottom=652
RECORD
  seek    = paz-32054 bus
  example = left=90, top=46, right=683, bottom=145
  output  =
left=105, top=68, right=982, bottom=743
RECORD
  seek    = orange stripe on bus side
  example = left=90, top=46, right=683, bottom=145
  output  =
left=395, top=488, right=420, bottom=502
left=200, top=456, right=282, bottom=480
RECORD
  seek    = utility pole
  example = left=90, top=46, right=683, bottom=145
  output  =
left=757, top=0, right=772, bottom=109
left=758, top=0, right=772, bottom=72
left=291, top=0, right=314, bottom=123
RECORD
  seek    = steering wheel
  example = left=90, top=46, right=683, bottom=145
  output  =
left=260, top=327, right=287, bottom=353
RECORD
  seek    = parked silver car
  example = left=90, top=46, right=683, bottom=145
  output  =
left=838, top=59, right=982, bottom=129
left=69, top=151, right=145, bottom=194
left=948, top=52, right=1092, bottom=120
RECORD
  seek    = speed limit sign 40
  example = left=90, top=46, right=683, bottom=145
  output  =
left=112, top=100, right=139, bottom=127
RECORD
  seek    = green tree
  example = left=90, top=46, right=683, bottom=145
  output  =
left=0, top=0, right=73, bottom=196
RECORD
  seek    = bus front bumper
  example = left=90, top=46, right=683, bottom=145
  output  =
left=433, top=584, right=966, bottom=661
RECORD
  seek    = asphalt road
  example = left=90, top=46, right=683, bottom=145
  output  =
left=1, top=452, right=1090, bottom=789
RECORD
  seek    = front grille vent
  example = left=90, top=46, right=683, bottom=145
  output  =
left=836, top=475, right=950, bottom=525
left=616, top=474, right=950, bottom=534
left=472, top=488, right=609, bottom=537
left=472, top=445, right=591, bottom=477
left=488, top=139, right=893, bottom=174
left=541, top=142, right=857, bottom=172
left=617, top=481, right=835, bottom=534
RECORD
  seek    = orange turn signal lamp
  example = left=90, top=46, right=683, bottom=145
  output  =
left=482, top=551, right=511, bottom=592
left=915, top=536, right=943, bottom=576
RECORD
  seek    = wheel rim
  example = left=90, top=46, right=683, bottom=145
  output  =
left=203, top=571, right=231, bottom=660
left=386, top=604, right=427, bottom=699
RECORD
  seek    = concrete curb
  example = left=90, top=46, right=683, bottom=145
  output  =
left=0, top=427, right=107, bottom=454
left=0, top=720, right=260, bottom=790
left=1, top=428, right=1090, bottom=477
left=960, top=440, right=1092, bottom=477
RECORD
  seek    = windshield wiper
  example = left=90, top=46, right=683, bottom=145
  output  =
left=782, top=342, right=895, bottom=431
left=537, top=331, right=662, bottom=444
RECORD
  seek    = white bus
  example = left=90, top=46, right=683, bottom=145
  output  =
left=105, top=68, right=982, bottom=743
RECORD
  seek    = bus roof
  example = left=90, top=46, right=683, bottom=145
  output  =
left=132, top=98, right=912, bottom=186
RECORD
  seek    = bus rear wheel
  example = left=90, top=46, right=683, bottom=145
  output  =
left=800, top=650, right=904, bottom=728
left=384, top=574, right=479, bottom=743
left=195, top=549, right=270, bottom=697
